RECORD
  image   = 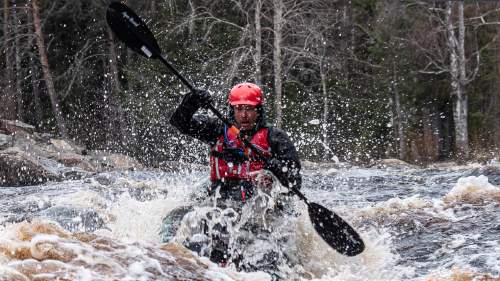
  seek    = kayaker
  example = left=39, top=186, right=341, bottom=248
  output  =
left=168, top=82, right=302, bottom=265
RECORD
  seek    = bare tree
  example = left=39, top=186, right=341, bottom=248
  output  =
left=254, top=0, right=262, bottom=85
left=391, top=62, right=406, bottom=160
left=107, top=26, right=122, bottom=93
left=410, top=1, right=486, bottom=160
left=32, top=0, right=67, bottom=137
left=494, top=25, right=500, bottom=151
left=105, top=25, right=127, bottom=150
left=2, top=0, right=16, bottom=120
left=446, top=1, right=470, bottom=159
left=12, top=1, right=23, bottom=120
left=273, top=0, right=284, bottom=128
left=25, top=4, right=43, bottom=126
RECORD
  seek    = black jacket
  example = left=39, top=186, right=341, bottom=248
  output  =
left=169, top=93, right=302, bottom=190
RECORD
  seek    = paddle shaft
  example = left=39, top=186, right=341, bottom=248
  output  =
left=156, top=53, right=237, bottom=130
left=158, top=55, right=194, bottom=91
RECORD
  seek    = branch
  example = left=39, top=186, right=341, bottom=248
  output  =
left=468, top=7, right=500, bottom=25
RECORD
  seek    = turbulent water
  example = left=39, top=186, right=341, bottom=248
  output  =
left=0, top=162, right=498, bottom=280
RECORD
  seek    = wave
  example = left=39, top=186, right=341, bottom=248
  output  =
left=423, top=266, right=499, bottom=281
left=0, top=220, right=271, bottom=281
left=359, top=195, right=433, bottom=219
left=443, top=175, right=500, bottom=205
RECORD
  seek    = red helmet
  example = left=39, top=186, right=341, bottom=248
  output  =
left=228, top=82, right=263, bottom=106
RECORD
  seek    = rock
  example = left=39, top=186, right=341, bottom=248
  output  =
left=0, top=120, right=35, bottom=135
left=38, top=206, right=106, bottom=233
left=301, top=160, right=351, bottom=171
left=11, top=134, right=57, bottom=160
left=55, top=153, right=96, bottom=172
left=94, top=174, right=116, bottom=185
left=89, top=151, right=143, bottom=171
left=369, top=158, right=417, bottom=169
left=49, top=139, right=74, bottom=152
left=49, top=139, right=85, bottom=154
left=0, top=133, right=12, bottom=148
left=0, top=127, right=146, bottom=185
left=37, top=132, right=55, bottom=142
left=106, top=154, right=144, bottom=170
left=0, top=148, right=61, bottom=186
left=60, top=168, right=91, bottom=180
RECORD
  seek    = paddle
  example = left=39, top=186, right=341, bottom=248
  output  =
left=106, top=1, right=365, bottom=256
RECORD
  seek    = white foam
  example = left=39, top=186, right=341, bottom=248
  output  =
left=448, top=234, right=467, bottom=249
left=51, top=190, right=109, bottom=210
left=100, top=193, right=182, bottom=242
left=446, top=175, right=498, bottom=197
left=96, top=176, right=206, bottom=242
left=290, top=203, right=413, bottom=281
left=127, top=261, right=153, bottom=281
left=338, top=168, right=391, bottom=178
left=360, top=195, right=433, bottom=217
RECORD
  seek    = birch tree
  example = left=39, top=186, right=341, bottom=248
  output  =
left=446, top=1, right=470, bottom=159
left=254, top=0, right=262, bottom=85
left=272, top=0, right=284, bottom=128
left=410, top=1, right=484, bottom=160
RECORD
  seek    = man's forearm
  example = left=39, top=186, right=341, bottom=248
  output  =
left=169, top=94, right=200, bottom=135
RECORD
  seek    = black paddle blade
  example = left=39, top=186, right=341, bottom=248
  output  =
left=308, top=202, right=365, bottom=256
left=106, top=2, right=161, bottom=58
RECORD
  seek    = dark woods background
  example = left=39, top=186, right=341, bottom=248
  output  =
left=0, top=0, right=499, bottom=166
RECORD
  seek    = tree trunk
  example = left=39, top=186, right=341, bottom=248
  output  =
left=456, top=1, right=469, bottom=158
left=446, top=1, right=469, bottom=159
left=26, top=4, right=42, bottom=127
left=422, top=107, right=439, bottom=162
left=2, top=0, right=16, bottom=120
left=32, top=0, right=67, bottom=137
left=493, top=25, right=500, bottom=150
left=13, top=1, right=23, bottom=120
left=106, top=26, right=122, bottom=93
left=342, top=2, right=354, bottom=93
left=392, top=62, right=406, bottom=160
left=273, top=0, right=283, bottom=128
left=254, top=0, right=262, bottom=85
left=320, top=63, right=330, bottom=160
left=106, top=26, right=126, bottom=150
left=188, top=0, right=195, bottom=36
left=30, top=58, right=43, bottom=127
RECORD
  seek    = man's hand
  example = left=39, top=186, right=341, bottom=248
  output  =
left=184, top=89, right=212, bottom=109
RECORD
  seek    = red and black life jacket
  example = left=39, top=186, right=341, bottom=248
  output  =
left=210, top=126, right=270, bottom=182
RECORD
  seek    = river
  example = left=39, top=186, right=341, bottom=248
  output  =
left=0, top=161, right=498, bottom=280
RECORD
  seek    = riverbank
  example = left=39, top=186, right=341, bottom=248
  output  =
left=0, top=119, right=146, bottom=187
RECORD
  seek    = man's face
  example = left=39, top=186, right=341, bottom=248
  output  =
left=233, top=104, right=259, bottom=131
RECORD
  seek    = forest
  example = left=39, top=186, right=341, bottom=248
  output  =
left=0, top=0, right=499, bottom=166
